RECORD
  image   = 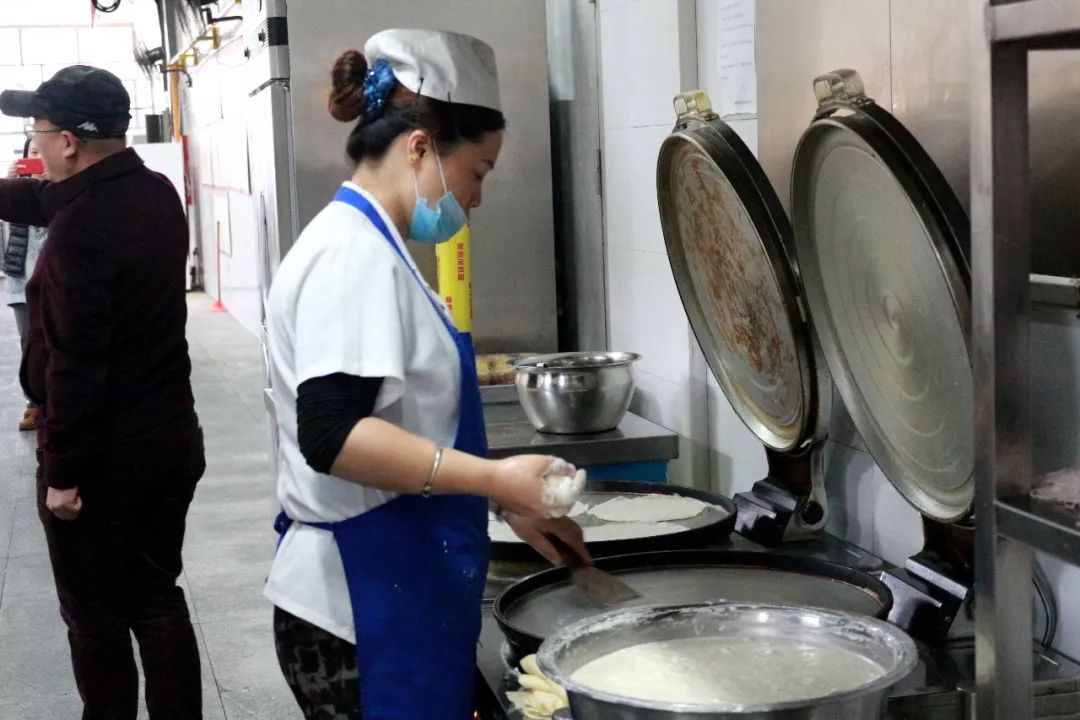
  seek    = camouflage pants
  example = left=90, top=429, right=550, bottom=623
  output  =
left=273, top=606, right=361, bottom=719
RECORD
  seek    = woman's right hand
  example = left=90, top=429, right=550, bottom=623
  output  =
left=6, top=161, right=18, bottom=179
left=487, top=455, right=584, bottom=519
left=487, top=455, right=554, bottom=517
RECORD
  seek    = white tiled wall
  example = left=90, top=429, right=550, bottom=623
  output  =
left=599, top=0, right=686, bottom=129
left=603, top=126, right=671, bottom=255
left=598, top=0, right=705, bottom=487
left=609, top=250, right=690, bottom=383
left=706, top=380, right=767, bottom=496
left=823, top=440, right=925, bottom=566
left=597, top=0, right=769, bottom=490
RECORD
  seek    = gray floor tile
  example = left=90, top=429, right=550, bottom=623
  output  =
left=195, top=629, right=229, bottom=720
left=183, top=522, right=275, bottom=574
left=0, top=585, right=63, bottom=640
left=186, top=566, right=271, bottom=625
left=199, top=616, right=299, bottom=720
left=202, top=433, right=268, bottom=459
left=186, top=511, right=275, bottom=544
left=2, top=449, right=38, bottom=502
left=192, top=473, right=273, bottom=506
left=201, top=447, right=270, bottom=477
left=8, top=498, right=46, bottom=557
left=0, top=500, right=14, bottom=559
left=0, top=621, right=79, bottom=699
left=0, top=690, right=82, bottom=719
left=3, top=552, right=55, bottom=597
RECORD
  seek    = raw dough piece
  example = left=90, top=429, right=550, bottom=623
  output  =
left=589, top=494, right=712, bottom=523
left=507, top=653, right=569, bottom=718
left=488, top=513, right=686, bottom=544
left=581, top=521, right=686, bottom=542
left=542, top=463, right=586, bottom=518
left=570, top=636, right=885, bottom=706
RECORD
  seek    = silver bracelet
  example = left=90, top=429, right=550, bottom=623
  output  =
left=422, top=447, right=444, bottom=497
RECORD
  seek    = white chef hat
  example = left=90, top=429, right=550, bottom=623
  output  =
left=363, top=29, right=501, bottom=113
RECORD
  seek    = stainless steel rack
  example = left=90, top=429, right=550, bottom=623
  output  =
left=972, top=0, right=1080, bottom=717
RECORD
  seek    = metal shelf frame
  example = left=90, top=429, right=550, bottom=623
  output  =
left=997, top=498, right=1080, bottom=561
left=990, top=0, right=1080, bottom=46
left=972, top=0, right=1080, bottom=717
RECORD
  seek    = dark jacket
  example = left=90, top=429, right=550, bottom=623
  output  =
left=0, top=148, right=198, bottom=490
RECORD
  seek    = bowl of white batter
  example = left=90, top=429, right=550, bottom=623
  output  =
left=536, top=602, right=917, bottom=719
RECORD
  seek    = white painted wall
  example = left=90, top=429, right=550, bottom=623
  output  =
left=131, top=142, right=185, bottom=206
left=183, top=38, right=263, bottom=338
left=597, top=0, right=718, bottom=490
left=597, top=0, right=770, bottom=496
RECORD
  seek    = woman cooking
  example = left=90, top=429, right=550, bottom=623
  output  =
left=264, top=29, right=588, bottom=718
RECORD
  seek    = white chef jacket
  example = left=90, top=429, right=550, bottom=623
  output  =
left=263, top=182, right=461, bottom=643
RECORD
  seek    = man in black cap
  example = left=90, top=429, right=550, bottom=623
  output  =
left=0, top=65, right=205, bottom=719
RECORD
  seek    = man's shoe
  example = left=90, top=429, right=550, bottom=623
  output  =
left=18, top=407, right=37, bottom=432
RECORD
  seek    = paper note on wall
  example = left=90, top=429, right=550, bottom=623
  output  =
left=715, top=0, right=757, bottom=117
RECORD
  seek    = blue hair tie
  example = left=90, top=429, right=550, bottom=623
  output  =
left=361, top=59, right=397, bottom=124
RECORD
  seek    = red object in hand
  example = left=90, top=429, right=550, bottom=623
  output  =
left=15, top=157, right=44, bottom=176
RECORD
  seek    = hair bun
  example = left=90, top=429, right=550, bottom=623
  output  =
left=329, top=49, right=368, bottom=122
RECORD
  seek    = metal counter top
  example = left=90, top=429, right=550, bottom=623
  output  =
left=483, top=388, right=679, bottom=466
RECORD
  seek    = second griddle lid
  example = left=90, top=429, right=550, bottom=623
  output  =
left=790, top=70, right=974, bottom=522
left=657, top=91, right=820, bottom=452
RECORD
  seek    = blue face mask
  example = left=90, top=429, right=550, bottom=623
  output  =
left=409, top=147, right=468, bottom=245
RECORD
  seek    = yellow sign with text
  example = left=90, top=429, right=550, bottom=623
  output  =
left=435, top=224, right=472, bottom=333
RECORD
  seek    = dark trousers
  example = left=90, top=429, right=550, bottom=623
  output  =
left=37, top=425, right=206, bottom=720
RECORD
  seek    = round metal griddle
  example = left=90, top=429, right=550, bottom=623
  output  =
left=489, top=481, right=736, bottom=564
left=657, top=91, right=829, bottom=453
left=494, top=549, right=893, bottom=659
left=790, top=70, right=974, bottom=522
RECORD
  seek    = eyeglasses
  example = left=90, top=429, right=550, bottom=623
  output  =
left=23, top=127, right=63, bottom=140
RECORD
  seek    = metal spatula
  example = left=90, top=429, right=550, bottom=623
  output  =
left=552, top=537, right=641, bottom=608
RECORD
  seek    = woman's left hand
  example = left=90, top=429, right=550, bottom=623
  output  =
left=503, top=513, right=590, bottom=567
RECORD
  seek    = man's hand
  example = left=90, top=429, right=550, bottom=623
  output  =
left=503, top=513, right=590, bottom=567
left=46, top=487, right=82, bottom=521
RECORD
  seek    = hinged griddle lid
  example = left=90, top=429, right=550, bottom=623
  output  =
left=657, top=91, right=824, bottom=453
left=790, top=69, right=974, bottom=522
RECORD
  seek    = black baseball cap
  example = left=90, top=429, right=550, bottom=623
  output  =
left=0, top=65, right=130, bottom=139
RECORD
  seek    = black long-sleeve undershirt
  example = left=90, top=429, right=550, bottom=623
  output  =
left=296, top=373, right=384, bottom=474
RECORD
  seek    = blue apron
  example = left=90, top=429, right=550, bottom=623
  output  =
left=275, top=185, right=490, bottom=719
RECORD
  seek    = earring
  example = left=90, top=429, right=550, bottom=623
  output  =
left=408, top=154, right=419, bottom=163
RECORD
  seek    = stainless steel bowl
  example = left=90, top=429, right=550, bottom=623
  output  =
left=537, top=603, right=918, bottom=719
left=514, top=352, right=640, bottom=434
